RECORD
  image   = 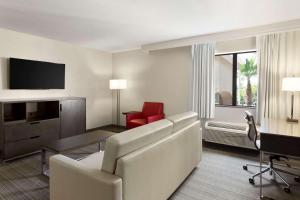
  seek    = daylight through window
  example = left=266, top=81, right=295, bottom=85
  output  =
left=215, top=51, right=257, bottom=107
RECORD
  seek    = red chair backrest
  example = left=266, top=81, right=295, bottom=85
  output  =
left=142, top=102, right=164, bottom=117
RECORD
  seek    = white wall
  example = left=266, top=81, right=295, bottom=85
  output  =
left=112, top=37, right=257, bottom=124
left=112, top=47, right=191, bottom=125
left=215, top=106, right=256, bottom=123
left=0, top=28, right=113, bottom=129
left=216, top=37, right=256, bottom=53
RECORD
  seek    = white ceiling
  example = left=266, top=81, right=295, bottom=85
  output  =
left=0, top=0, right=300, bottom=52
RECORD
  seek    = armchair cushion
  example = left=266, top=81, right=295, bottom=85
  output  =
left=147, top=114, right=165, bottom=123
left=125, top=102, right=165, bottom=129
left=129, top=119, right=147, bottom=127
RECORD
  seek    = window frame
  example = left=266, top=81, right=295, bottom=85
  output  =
left=215, top=50, right=257, bottom=108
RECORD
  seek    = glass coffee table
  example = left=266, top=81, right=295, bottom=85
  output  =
left=41, top=130, right=116, bottom=176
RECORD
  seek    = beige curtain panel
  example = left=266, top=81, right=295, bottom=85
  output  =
left=190, top=43, right=215, bottom=119
left=256, top=31, right=300, bottom=123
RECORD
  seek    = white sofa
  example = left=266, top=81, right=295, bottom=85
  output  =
left=49, top=111, right=202, bottom=200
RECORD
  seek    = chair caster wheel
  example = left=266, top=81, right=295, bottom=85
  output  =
left=243, top=165, right=248, bottom=170
left=249, top=178, right=255, bottom=184
left=283, top=187, right=290, bottom=193
left=295, top=177, right=300, bottom=183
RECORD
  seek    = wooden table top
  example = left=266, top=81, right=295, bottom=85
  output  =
left=258, top=118, right=300, bottom=138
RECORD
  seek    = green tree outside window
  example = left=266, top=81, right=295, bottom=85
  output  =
left=239, top=58, right=257, bottom=106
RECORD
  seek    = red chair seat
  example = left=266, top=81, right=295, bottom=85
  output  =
left=125, top=102, right=165, bottom=129
left=130, top=119, right=147, bottom=125
left=128, top=119, right=147, bottom=129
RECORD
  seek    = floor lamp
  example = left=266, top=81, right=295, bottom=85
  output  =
left=110, top=79, right=127, bottom=126
left=282, top=77, right=300, bottom=123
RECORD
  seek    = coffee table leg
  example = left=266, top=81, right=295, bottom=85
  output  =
left=98, top=141, right=101, bottom=151
left=41, top=149, right=46, bottom=175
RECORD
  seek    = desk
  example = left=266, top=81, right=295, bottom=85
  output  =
left=258, top=119, right=300, bottom=199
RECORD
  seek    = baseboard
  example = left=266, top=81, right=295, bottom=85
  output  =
left=86, top=126, right=103, bottom=132
left=87, top=124, right=126, bottom=133
left=203, top=140, right=259, bottom=155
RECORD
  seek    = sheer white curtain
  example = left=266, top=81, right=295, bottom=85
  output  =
left=257, top=31, right=300, bottom=123
left=190, top=43, right=215, bottom=119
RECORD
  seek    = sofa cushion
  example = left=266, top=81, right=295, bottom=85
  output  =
left=167, top=111, right=198, bottom=133
left=79, top=151, right=104, bottom=170
left=101, top=119, right=173, bottom=173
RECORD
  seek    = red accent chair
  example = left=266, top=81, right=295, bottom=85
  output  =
left=125, top=102, right=165, bottom=129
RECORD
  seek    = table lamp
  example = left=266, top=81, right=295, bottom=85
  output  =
left=110, top=79, right=127, bottom=126
left=282, top=77, right=300, bottom=123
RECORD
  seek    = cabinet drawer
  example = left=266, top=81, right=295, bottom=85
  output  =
left=3, top=120, right=60, bottom=159
left=4, top=123, right=32, bottom=142
left=4, top=137, right=42, bottom=159
left=4, top=135, right=60, bottom=159
left=4, top=135, right=57, bottom=159
left=4, top=119, right=60, bottom=143
left=31, top=119, right=60, bottom=140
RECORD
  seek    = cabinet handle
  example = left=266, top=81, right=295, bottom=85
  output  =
left=30, top=136, right=40, bottom=139
left=29, top=122, right=40, bottom=125
left=60, top=104, right=62, bottom=111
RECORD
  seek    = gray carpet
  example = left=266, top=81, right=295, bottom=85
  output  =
left=170, top=144, right=300, bottom=200
left=0, top=143, right=299, bottom=200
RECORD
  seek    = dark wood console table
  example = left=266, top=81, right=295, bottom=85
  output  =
left=0, top=97, right=86, bottom=161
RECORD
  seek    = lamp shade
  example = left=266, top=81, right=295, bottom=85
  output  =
left=282, top=77, right=300, bottom=91
left=109, top=79, right=127, bottom=89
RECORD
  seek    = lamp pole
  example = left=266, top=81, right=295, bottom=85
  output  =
left=291, top=92, right=294, bottom=120
left=116, top=89, right=120, bottom=126
left=287, top=92, right=298, bottom=122
left=110, top=79, right=127, bottom=126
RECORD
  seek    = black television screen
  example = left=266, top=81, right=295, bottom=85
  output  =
left=9, top=58, right=65, bottom=89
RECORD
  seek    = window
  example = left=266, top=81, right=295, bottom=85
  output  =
left=215, top=51, right=257, bottom=107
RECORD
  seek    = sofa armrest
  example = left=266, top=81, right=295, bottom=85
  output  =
left=50, top=155, right=122, bottom=200
left=126, top=112, right=143, bottom=121
left=147, top=114, right=165, bottom=123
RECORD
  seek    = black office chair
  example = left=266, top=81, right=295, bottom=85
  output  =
left=243, top=111, right=300, bottom=193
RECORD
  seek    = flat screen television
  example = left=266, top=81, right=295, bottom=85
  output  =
left=9, top=58, right=65, bottom=89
